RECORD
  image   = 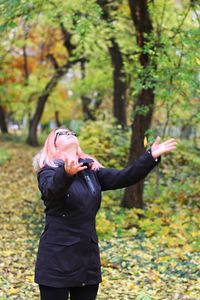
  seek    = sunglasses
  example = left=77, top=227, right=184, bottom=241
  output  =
left=54, top=130, right=77, bottom=147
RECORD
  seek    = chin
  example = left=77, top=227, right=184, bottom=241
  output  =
left=67, top=138, right=78, bottom=146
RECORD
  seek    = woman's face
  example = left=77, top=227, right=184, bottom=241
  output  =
left=54, top=128, right=78, bottom=151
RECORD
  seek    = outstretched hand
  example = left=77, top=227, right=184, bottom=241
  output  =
left=151, top=136, right=177, bottom=159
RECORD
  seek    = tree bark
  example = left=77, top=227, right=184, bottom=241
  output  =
left=55, top=110, right=61, bottom=127
left=80, top=59, right=102, bottom=120
left=22, top=21, right=29, bottom=86
left=80, top=59, right=95, bottom=121
left=121, top=89, right=155, bottom=208
left=109, top=38, right=127, bottom=127
left=26, top=64, right=69, bottom=146
left=97, top=0, right=127, bottom=127
left=0, top=106, right=8, bottom=133
left=180, top=123, right=192, bottom=139
left=121, top=0, right=155, bottom=208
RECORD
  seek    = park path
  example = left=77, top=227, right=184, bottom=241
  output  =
left=0, top=141, right=40, bottom=299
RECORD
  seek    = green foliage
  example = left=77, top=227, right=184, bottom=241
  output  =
left=0, top=148, right=11, bottom=165
left=78, top=117, right=131, bottom=169
left=1, top=0, right=199, bottom=132
left=145, top=139, right=200, bottom=207
left=136, top=292, right=152, bottom=300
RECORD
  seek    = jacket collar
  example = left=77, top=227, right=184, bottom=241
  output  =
left=54, top=158, right=94, bottom=169
left=78, top=158, right=94, bottom=169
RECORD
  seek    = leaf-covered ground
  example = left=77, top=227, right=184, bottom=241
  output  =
left=0, top=141, right=199, bottom=300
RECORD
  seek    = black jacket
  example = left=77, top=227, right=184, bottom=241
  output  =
left=34, top=151, right=161, bottom=288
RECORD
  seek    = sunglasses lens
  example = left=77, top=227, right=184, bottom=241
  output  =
left=56, top=130, right=76, bottom=137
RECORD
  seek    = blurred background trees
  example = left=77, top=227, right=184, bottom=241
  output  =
left=0, top=0, right=199, bottom=208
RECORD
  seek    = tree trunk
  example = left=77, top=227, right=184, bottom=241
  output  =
left=55, top=110, right=61, bottom=127
left=180, top=123, right=192, bottom=139
left=121, top=89, right=155, bottom=208
left=81, top=96, right=96, bottom=121
left=109, top=38, right=127, bottom=127
left=26, top=65, right=68, bottom=146
left=121, top=0, right=155, bottom=208
left=0, top=106, right=8, bottom=133
left=80, top=59, right=102, bottom=120
left=80, top=59, right=95, bottom=120
left=97, top=0, right=127, bottom=127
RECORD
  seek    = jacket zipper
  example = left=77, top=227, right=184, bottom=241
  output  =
left=82, top=171, right=96, bottom=195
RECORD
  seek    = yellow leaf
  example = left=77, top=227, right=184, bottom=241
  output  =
left=128, top=283, right=135, bottom=289
left=144, top=136, right=148, bottom=148
left=183, top=244, right=193, bottom=252
left=157, top=256, right=171, bottom=262
left=162, top=227, right=170, bottom=235
left=174, top=252, right=188, bottom=260
left=8, top=288, right=21, bottom=295
left=25, top=274, right=34, bottom=282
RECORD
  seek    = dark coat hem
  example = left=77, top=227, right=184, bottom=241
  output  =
left=34, top=276, right=102, bottom=288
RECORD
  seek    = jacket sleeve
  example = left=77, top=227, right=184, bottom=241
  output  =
left=96, top=151, right=161, bottom=191
left=37, top=164, right=76, bottom=200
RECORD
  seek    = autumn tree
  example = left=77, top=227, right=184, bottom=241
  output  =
left=0, top=0, right=199, bottom=207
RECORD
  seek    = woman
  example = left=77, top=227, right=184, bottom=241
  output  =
left=33, top=127, right=177, bottom=300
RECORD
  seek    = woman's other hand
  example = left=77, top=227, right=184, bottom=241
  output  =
left=151, top=136, right=178, bottom=159
left=91, top=160, right=104, bottom=171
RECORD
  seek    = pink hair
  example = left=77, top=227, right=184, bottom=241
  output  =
left=32, top=128, right=103, bottom=172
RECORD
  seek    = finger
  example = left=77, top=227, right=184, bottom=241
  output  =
left=162, top=138, right=177, bottom=145
left=64, top=159, right=71, bottom=173
left=164, top=141, right=177, bottom=147
left=166, top=146, right=177, bottom=152
left=64, top=158, right=69, bottom=166
left=78, top=166, right=88, bottom=171
left=91, top=162, right=97, bottom=170
left=165, top=142, right=178, bottom=149
left=73, top=162, right=85, bottom=170
left=164, top=145, right=177, bottom=152
left=66, top=157, right=73, bottom=165
left=69, top=160, right=75, bottom=168
left=153, top=136, right=161, bottom=145
left=74, top=162, right=83, bottom=169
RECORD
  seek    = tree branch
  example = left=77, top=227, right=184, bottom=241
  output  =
left=46, top=54, right=60, bottom=69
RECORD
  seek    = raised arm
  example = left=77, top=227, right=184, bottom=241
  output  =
left=96, top=136, right=177, bottom=191
left=96, top=150, right=161, bottom=191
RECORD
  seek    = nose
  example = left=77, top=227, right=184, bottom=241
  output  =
left=63, top=131, right=72, bottom=136
left=67, top=131, right=76, bottom=136
left=66, top=132, right=76, bottom=138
